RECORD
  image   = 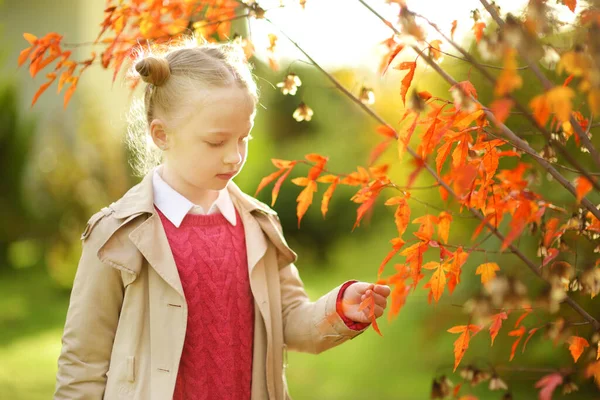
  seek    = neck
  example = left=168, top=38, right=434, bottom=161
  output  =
left=160, top=164, right=219, bottom=210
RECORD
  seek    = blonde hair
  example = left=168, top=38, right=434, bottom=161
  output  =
left=125, top=37, right=259, bottom=177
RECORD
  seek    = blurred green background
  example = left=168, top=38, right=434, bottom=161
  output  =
left=2, top=0, right=600, bottom=399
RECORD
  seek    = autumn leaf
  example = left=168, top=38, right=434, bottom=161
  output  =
left=534, top=373, right=563, bottom=400
left=472, top=21, right=486, bottom=42
left=292, top=178, right=317, bottom=227
left=385, top=195, right=411, bottom=237
left=437, top=211, right=452, bottom=244
left=568, top=336, right=589, bottom=363
left=489, top=98, right=514, bottom=125
left=475, top=262, right=500, bottom=285
left=386, top=264, right=411, bottom=321
left=395, top=61, right=417, bottom=105
left=378, top=238, right=406, bottom=279
left=508, top=325, right=526, bottom=361
left=575, top=176, right=593, bottom=202
left=380, top=42, right=405, bottom=77
left=447, top=247, right=468, bottom=294
left=317, top=175, right=340, bottom=217
left=522, top=327, right=541, bottom=353
left=358, top=291, right=382, bottom=336
left=447, top=324, right=481, bottom=371
left=562, top=0, right=577, bottom=13
left=31, top=72, right=57, bottom=107
left=489, top=311, right=508, bottom=346
left=397, top=111, right=419, bottom=161
left=450, top=20, right=458, bottom=40
left=423, top=261, right=450, bottom=303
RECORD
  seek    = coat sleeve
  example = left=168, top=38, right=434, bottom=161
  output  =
left=271, top=215, right=369, bottom=354
left=54, top=211, right=124, bottom=399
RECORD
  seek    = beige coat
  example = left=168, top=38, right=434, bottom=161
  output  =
left=54, top=168, right=367, bottom=400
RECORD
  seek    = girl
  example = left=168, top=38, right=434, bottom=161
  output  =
left=54, top=38, right=391, bottom=400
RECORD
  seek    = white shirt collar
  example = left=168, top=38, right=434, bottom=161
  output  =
left=152, top=165, right=237, bottom=228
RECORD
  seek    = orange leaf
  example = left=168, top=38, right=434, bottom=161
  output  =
left=295, top=180, right=317, bottom=228
left=395, top=61, right=417, bottom=105
left=423, top=262, right=449, bottom=303
left=18, top=47, right=32, bottom=67
left=489, top=312, right=508, bottom=346
left=397, top=112, right=419, bottom=162
left=562, top=0, right=577, bottom=13
left=475, top=262, right=500, bottom=285
left=31, top=72, right=57, bottom=107
left=437, top=211, right=452, bottom=244
left=387, top=264, right=411, bottom=321
left=472, top=22, right=486, bottom=42
left=450, top=20, right=458, bottom=40
left=63, top=77, right=78, bottom=109
left=23, top=32, right=37, bottom=45
left=272, top=167, right=294, bottom=206
left=386, top=196, right=411, bottom=236
left=522, top=327, right=540, bottom=353
left=490, top=98, right=513, bottom=125
left=568, top=336, right=589, bottom=363
left=321, top=178, right=339, bottom=218
left=255, top=169, right=286, bottom=197
left=447, top=247, right=468, bottom=294
left=358, top=292, right=382, bottom=336
left=378, top=238, right=405, bottom=279
left=508, top=325, right=526, bottom=361
left=447, top=324, right=481, bottom=371
left=575, top=176, right=593, bottom=202
left=272, top=159, right=295, bottom=169
left=501, top=200, right=533, bottom=251
left=376, top=125, right=397, bottom=138
left=380, top=43, right=405, bottom=77
left=413, top=214, right=438, bottom=241
left=514, top=306, right=532, bottom=328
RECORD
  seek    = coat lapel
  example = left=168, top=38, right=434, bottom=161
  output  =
left=97, top=167, right=284, bottom=301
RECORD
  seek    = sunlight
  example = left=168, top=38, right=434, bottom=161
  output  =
left=248, top=0, right=577, bottom=71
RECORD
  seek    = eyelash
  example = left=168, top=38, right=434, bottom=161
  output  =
left=207, top=134, right=253, bottom=148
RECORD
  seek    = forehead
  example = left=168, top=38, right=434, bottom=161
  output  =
left=184, top=86, right=256, bottom=130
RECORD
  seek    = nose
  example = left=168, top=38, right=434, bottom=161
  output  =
left=223, top=143, right=243, bottom=166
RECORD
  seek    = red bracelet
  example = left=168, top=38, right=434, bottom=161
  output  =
left=336, top=280, right=371, bottom=331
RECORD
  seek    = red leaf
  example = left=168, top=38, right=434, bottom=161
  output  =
left=508, top=325, right=526, bottom=361
left=272, top=167, right=294, bottom=206
left=534, top=373, right=564, bottom=400
left=489, top=312, right=508, bottom=346
left=568, top=336, right=590, bottom=363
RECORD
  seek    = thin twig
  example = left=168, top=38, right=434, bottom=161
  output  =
left=436, top=49, right=529, bottom=70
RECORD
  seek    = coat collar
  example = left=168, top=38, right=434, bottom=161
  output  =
left=109, top=166, right=277, bottom=220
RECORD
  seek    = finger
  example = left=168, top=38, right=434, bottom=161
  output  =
left=373, top=284, right=391, bottom=297
left=371, top=292, right=388, bottom=307
left=373, top=304, right=385, bottom=318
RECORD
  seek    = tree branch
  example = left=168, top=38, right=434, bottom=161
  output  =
left=479, top=0, right=600, bottom=170
left=412, top=10, right=600, bottom=193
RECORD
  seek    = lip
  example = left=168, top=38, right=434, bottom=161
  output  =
left=216, top=171, right=237, bottom=179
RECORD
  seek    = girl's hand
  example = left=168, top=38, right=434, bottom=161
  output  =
left=341, top=282, right=391, bottom=324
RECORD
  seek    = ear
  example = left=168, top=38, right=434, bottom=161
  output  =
left=150, top=119, right=170, bottom=150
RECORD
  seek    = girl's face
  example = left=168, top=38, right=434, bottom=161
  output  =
left=151, top=85, right=256, bottom=206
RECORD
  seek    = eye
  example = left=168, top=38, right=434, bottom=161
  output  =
left=206, top=141, right=225, bottom=147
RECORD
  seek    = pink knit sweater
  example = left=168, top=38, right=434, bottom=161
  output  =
left=157, top=206, right=254, bottom=400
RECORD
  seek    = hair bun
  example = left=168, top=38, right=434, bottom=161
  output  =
left=135, top=57, right=171, bottom=86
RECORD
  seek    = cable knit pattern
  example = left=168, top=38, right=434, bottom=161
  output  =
left=156, top=206, right=254, bottom=400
